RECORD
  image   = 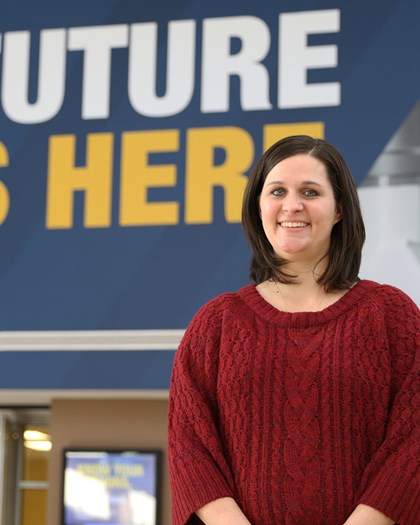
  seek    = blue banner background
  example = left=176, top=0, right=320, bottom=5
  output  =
left=0, top=0, right=419, bottom=390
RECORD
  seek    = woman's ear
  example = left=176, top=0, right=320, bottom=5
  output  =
left=334, top=204, right=342, bottom=224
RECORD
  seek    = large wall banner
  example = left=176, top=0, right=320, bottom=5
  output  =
left=0, top=0, right=419, bottom=393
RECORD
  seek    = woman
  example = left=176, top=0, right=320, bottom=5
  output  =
left=168, top=136, right=419, bottom=525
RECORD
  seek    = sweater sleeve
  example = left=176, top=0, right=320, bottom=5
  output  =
left=355, top=287, right=420, bottom=524
left=168, top=298, right=236, bottom=525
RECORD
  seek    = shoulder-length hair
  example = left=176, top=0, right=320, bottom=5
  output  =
left=242, top=135, right=365, bottom=291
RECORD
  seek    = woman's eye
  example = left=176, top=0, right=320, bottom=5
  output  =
left=303, top=189, right=318, bottom=197
left=272, top=189, right=285, bottom=196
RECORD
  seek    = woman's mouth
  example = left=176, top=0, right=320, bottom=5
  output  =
left=280, top=221, right=309, bottom=228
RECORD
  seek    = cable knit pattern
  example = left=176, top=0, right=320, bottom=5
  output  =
left=168, top=280, right=419, bottom=525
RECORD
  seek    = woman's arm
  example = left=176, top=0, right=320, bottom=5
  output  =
left=197, top=498, right=392, bottom=525
left=343, top=504, right=394, bottom=525
left=196, top=497, right=252, bottom=525
left=350, top=289, right=419, bottom=524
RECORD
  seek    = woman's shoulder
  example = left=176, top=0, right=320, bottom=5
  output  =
left=191, top=284, right=255, bottom=324
left=355, top=281, right=419, bottom=341
left=176, top=286, right=255, bottom=359
left=358, top=279, right=419, bottom=312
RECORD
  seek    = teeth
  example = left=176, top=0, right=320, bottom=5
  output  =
left=281, top=222, right=308, bottom=228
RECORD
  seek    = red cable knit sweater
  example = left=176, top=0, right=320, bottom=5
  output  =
left=168, top=280, right=419, bottom=525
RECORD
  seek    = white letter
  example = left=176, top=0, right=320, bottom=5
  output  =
left=68, top=24, right=129, bottom=119
left=201, top=16, right=272, bottom=113
left=2, top=29, right=66, bottom=124
left=279, top=9, right=340, bottom=108
left=128, top=20, right=195, bottom=117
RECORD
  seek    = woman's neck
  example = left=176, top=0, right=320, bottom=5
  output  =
left=257, top=271, right=348, bottom=313
left=283, top=254, right=328, bottom=282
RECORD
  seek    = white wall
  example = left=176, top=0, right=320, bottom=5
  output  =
left=358, top=184, right=420, bottom=306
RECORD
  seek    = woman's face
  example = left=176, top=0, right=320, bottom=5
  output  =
left=259, top=154, right=341, bottom=265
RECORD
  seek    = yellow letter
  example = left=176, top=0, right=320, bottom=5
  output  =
left=185, top=127, right=254, bottom=224
left=0, top=142, right=10, bottom=225
left=263, top=122, right=324, bottom=151
left=46, top=133, right=113, bottom=229
left=119, top=130, right=179, bottom=226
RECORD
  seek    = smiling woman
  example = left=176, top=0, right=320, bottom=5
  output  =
left=258, top=154, right=342, bottom=269
left=168, top=135, right=419, bottom=525
left=243, top=135, right=365, bottom=292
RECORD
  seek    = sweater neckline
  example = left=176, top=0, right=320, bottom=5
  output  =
left=237, top=279, right=377, bottom=328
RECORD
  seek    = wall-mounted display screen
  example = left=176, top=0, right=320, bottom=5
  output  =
left=61, top=449, right=161, bottom=525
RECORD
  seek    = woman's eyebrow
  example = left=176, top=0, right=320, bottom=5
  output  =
left=301, top=180, right=323, bottom=187
left=265, top=180, right=323, bottom=187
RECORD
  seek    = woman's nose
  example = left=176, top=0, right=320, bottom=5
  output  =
left=282, top=193, right=304, bottom=212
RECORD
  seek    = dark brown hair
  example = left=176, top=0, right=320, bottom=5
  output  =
left=242, top=135, right=365, bottom=291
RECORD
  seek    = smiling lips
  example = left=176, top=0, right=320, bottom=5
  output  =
left=280, top=221, right=309, bottom=228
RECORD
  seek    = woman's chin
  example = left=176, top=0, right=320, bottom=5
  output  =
left=274, top=242, right=309, bottom=258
